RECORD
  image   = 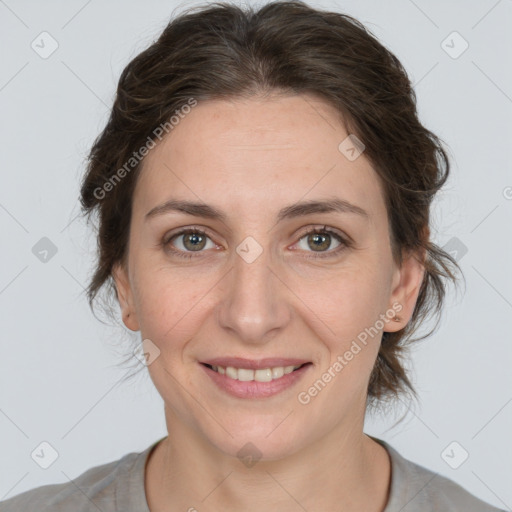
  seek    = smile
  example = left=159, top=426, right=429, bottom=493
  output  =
left=200, top=361, right=313, bottom=399
left=205, top=363, right=304, bottom=382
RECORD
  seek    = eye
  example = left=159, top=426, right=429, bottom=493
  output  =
left=162, top=225, right=350, bottom=260
left=294, top=226, right=348, bottom=258
left=163, top=228, right=217, bottom=259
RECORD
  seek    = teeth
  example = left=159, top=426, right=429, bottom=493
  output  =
left=226, top=366, right=238, bottom=379
left=210, top=364, right=303, bottom=382
left=238, top=368, right=255, bottom=381
left=272, top=367, right=284, bottom=379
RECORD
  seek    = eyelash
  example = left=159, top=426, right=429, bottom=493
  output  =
left=162, top=225, right=350, bottom=260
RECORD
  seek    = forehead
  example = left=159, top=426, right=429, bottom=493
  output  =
left=133, top=94, right=385, bottom=220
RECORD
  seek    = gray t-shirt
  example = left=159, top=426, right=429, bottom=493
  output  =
left=0, top=436, right=505, bottom=511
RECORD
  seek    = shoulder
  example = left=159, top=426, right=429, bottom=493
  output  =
left=373, top=437, right=506, bottom=512
left=0, top=440, right=159, bottom=512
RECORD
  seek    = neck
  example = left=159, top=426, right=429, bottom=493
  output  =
left=145, top=407, right=391, bottom=512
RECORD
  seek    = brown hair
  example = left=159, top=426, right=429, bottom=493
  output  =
left=80, top=0, right=462, bottom=409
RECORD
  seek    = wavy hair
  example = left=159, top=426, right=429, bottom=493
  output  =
left=80, top=0, right=463, bottom=409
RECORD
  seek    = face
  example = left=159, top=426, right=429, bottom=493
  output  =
left=113, top=93, right=424, bottom=461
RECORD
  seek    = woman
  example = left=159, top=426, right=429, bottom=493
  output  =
left=1, top=1, right=504, bottom=511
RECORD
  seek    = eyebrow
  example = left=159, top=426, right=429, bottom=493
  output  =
left=145, top=197, right=369, bottom=223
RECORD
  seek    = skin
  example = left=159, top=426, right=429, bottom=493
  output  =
left=113, top=92, right=426, bottom=512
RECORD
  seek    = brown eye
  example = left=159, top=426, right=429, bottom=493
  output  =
left=298, top=229, right=342, bottom=253
left=307, top=232, right=332, bottom=251
left=165, top=228, right=215, bottom=257
left=294, top=226, right=349, bottom=259
left=181, top=231, right=207, bottom=251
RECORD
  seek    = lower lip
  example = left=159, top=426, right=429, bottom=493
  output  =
left=200, top=363, right=312, bottom=399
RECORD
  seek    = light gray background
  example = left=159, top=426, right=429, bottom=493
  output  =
left=0, top=0, right=511, bottom=509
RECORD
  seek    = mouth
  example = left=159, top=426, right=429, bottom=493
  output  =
left=199, top=359, right=313, bottom=399
left=201, top=362, right=311, bottom=382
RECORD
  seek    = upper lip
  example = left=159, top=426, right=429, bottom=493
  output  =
left=200, top=357, right=311, bottom=370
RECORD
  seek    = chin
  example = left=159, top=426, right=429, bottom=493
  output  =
left=203, top=415, right=309, bottom=463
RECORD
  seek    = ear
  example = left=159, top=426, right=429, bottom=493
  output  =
left=112, top=261, right=140, bottom=332
left=385, top=245, right=426, bottom=333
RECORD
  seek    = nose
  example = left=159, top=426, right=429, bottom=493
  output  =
left=215, top=243, right=292, bottom=345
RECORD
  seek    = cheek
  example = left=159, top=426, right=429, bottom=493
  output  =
left=131, top=265, right=215, bottom=346
left=301, top=263, right=390, bottom=337
left=294, top=265, right=389, bottom=392
left=298, top=274, right=386, bottom=402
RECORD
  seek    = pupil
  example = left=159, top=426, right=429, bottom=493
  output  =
left=185, top=233, right=205, bottom=251
left=310, top=233, right=329, bottom=251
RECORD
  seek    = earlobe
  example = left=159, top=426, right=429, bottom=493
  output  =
left=385, top=248, right=426, bottom=333
left=112, top=262, right=140, bottom=332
